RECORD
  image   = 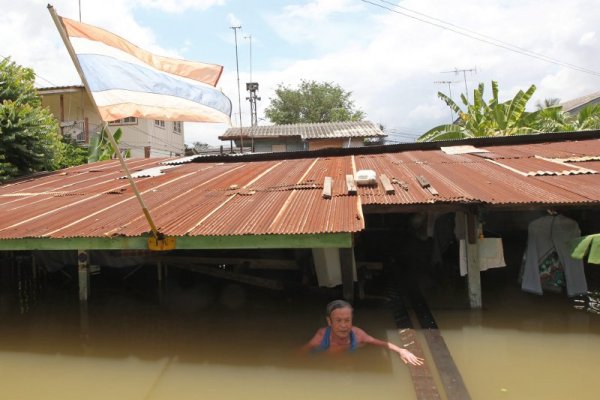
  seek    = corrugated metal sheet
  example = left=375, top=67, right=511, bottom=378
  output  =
left=1, top=136, right=600, bottom=240
left=488, top=157, right=597, bottom=176
left=220, top=121, right=385, bottom=140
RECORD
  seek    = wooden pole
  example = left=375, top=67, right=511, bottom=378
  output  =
left=48, top=5, right=160, bottom=240
left=339, top=247, right=355, bottom=303
left=465, top=212, right=482, bottom=308
left=77, top=250, right=90, bottom=338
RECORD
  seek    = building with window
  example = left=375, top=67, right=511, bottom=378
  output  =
left=219, top=121, right=386, bottom=153
left=38, top=85, right=185, bottom=158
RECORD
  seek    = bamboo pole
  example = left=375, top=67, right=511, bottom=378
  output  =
left=48, top=5, right=160, bottom=239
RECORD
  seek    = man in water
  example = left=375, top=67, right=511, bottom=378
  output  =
left=302, top=300, right=424, bottom=366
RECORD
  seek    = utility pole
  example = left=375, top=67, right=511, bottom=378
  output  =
left=230, top=25, right=244, bottom=153
left=442, top=67, right=476, bottom=103
left=434, top=80, right=456, bottom=123
left=244, top=34, right=260, bottom=152
left=244, top=34, right=260, bottom=123
left=244, top=34, right=253, bottom=83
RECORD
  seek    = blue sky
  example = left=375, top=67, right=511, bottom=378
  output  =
left=2, top=0, right=600, bottom=146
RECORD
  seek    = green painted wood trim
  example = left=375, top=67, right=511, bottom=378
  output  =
left=0, top=233, right=353, bottom=251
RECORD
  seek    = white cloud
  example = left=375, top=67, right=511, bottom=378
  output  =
left=227, top=13, right=241, bottom=28
left=257, top=0, right=600, bottom=139
left=137, top=0, right=225, bottom=13
left=579, top=31, right=596, bottom=47
left=4, top=0, right=600, bottom=146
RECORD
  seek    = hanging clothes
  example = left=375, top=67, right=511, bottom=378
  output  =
left=459, top=238, right=506, bottom=276
left=521, top=215, right=588, bottom=297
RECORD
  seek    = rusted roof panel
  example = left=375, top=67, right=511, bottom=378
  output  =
left=1, top=136, right=600, bottom=240
left=488, top=157, right=597, bottom=176
left=479, top=139, right=600, bottom=159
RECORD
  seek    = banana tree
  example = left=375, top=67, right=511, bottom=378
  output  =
left=88, top=127, right=130, bottom=163
left=419, top=81, right=539, bottom=141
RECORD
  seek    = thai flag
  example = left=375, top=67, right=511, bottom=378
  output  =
left=57, top=15, right=232, bottom=123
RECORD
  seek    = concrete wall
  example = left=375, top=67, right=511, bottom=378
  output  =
left=40, top=88, right=185, bottom=158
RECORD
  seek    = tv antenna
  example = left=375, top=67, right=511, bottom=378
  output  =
left=434, top=80, right=458, bottom=123
left=441, top=67, right=476, bottom=102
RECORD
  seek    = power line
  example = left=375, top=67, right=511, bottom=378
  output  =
left=361, top=0, right=600, bottom=77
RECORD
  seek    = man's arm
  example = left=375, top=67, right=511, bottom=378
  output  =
left=354, top=327, right=424, bottom=366
left=300, top=327, right=326, bottom=352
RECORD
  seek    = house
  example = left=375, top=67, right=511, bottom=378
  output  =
left=38, top=85, right=185, bottom=158
left=1, top=129, right=599, bottom=309
left=218, top=121, right=386, bottom=152
left=560, top=91, right=600, bottom=114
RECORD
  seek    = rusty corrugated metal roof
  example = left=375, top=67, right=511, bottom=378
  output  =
left=219, top=121, right=385, bottom=140
left=1, top=136, right=600, bottom=240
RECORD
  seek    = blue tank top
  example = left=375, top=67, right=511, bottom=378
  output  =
left=317, top=326, right=357, bottom=352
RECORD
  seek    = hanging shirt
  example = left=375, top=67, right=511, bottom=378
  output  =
left=521, top=215, right=587, bottom=297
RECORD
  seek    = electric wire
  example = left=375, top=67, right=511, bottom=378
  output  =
left=361, top=0, right=600, bottom=77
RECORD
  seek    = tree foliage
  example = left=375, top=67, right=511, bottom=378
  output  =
left=88, top=127, right=130, bottom=162
left=420, top=81, right=600, bottom=142
left=419, top=81, right=539, bottom=141
left=57, top=137, right=89, bottom=168
left=0, top=57, right=63, bottom=181
left=264, top=80, right=364, bottom=124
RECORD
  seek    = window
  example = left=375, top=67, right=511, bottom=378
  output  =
left=173, top=121, right=183, bottom=134
left=108, top=117, right=137, bottom=125
left=154, top=119, right=165, bottom=128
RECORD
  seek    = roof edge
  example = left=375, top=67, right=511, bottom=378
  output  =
left=197, top=130, right=600, bottom=163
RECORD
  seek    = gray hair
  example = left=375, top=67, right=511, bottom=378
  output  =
left=326, top=299, right=353, bottom=317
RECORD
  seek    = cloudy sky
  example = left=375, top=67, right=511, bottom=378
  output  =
left=2, top=0, right=600, bottom=145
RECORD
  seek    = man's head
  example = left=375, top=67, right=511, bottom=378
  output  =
left=325, top=300, right=353, bottom=339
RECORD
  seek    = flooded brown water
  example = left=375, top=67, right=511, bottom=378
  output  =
left=0, top=273, right=599, bottom=399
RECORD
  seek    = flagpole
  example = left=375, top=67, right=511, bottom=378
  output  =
left=48, top=4, right=161, bottom=241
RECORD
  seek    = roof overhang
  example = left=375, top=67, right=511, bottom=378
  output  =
left=0, top=232, right=354, bottom=251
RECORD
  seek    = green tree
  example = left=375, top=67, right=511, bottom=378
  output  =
left=57, top=137, right=89, bottom=168
left=0, top=57, right=63, bottom=181
left=419, top=81, right=539, bottom=141
left=265, top=80, right=364, bottom=124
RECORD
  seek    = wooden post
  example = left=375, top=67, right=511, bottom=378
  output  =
left=157, top=260, right=166, bottom=304
left=78, top=250, right=90, bottom=302
left=465, top=213, right=482, bottom=309
left=78, top=250, right=90, bottom=339
left=339, top=247, right=355, bottom=303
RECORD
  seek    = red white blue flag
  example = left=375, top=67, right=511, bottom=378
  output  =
left=56, top=15, right=231, bottom=123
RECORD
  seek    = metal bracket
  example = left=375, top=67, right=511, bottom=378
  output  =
left=147, top=236, right=176, bottom=251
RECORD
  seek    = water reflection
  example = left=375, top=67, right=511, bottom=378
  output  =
left=573, top=291, right=600, bottom=315
left=2, top=264, right=599, bottom=400
left=0, top=279, right=414, bottom=400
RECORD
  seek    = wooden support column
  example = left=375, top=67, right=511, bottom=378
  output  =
left=78, top=250, right=90, bottom=338
left=157, top=260, right=166, bottom=304
left=339, top=247, right=355, bottom=303
left=78, top=250, right=90, bottom=302
left=465, top=213, right=482, bottom=309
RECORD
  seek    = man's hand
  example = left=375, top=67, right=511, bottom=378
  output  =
left=399, top=348, right=424, bottom=366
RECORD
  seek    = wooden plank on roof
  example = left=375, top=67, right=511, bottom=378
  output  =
left=346, top=174, right=357, bottom=194
left=323, top=176, right=332, bottom=199
left=416, top=175, right=438, bottom=196
left=380, top=174, right=395, bottom=194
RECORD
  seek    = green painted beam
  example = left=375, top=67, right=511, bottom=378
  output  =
left=0, top=232, right=353, bottom=251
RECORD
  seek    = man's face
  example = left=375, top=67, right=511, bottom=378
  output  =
left=326, top=307, right=353, bottom=339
